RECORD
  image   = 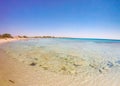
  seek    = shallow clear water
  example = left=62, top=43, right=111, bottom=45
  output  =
left=1, top=38, right=120, bottom=75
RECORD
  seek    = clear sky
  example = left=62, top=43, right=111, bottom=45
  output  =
left=0, top=0, right=120, bottom=39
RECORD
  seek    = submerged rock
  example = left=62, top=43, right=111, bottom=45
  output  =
left=98, top=69, right=102, bottom=73
left=9, top=80, right=15, bottom=84
left=107, top=61, right=113, bottom=68
left=42, top=66, right=48, bottom=70
left=89, top=64, right=99, bottom=69
left=61, top=66, right=67, bottom=71
left=115, top=60, right=120, bottom=66
left=115, top=60, right=120, bottom=64
left=30, top=62, right=37, bottom=66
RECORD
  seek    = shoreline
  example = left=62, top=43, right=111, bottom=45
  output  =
left=0, top=38, right=120, bottom=86
left=0, top=37, right=119, bottom=45
left=0, top=38, right=28, bottom=45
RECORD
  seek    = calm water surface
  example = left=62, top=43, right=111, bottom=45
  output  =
left=1, top=38, right=120, bottom=75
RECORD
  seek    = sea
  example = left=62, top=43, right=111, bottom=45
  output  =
left=1, top=38, right=120, bottom=75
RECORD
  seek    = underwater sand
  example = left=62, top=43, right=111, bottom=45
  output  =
left=0, top=38, right=120, bottom=86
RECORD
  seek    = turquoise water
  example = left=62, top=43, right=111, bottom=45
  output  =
left=1, top=38, right=120, bottom=75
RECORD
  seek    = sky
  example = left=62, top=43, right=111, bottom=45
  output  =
left=0, top=0, right=120, bottom=39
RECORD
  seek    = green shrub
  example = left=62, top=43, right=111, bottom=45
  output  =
left=18, top=35, right=22, bottom=38
left=2, top=33, right=13, bottom=38
left=23, top=36, right=28, bottom=38
left=0, top=34, right=1, bottom=38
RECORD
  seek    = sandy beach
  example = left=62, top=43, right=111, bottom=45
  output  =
left=0, top=38, right=27, bottom=45
left=0, top=39, right=120, bottom=86
left=0, top=0, right=119, bottom=85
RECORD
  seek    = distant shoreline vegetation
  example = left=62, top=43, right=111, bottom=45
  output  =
left=0, top=33, right=119, bottom=41
left=33, top=36, right=55, bottom=38
left=0, top=33, right=64, bottom=39
left=0, top=33, right=13, bottom=38
left=0, top=33, right=28, bottom=39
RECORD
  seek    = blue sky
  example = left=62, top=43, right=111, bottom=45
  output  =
left=0, top=0, right=120, bottom=39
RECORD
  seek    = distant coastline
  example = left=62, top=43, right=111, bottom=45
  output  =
left=0, top=33, right=65, bottom=39
left=0, top=33, right=120, bottom=41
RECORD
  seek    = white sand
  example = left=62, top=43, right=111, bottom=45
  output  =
left=0, top=38, right=27, bottom=44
